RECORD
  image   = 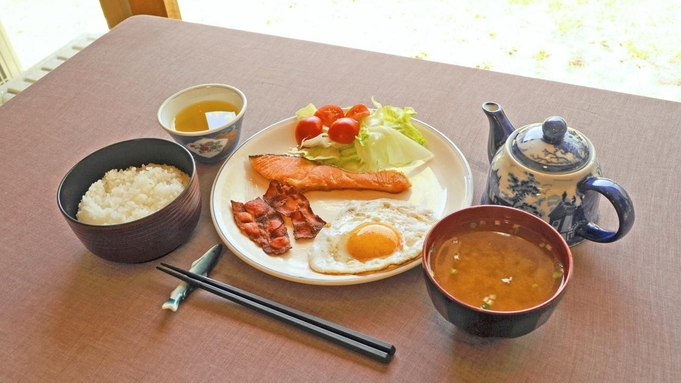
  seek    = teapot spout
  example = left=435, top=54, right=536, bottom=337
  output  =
left=482, top=102, right=515, bottom=163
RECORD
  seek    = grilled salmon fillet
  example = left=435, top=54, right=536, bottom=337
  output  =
left=249, top=154, right=411, bottom=193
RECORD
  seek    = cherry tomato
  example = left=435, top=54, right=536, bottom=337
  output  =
left=345, top=103, right=370, bottom=122
left=328, top=117, right=360, bottom=144
left=295, top=116, right=323, bottom=144
left=314, top=105, right=344, bottom=127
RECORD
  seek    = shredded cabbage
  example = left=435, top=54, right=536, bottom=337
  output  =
left=290, top=98, right=433, bottom=172
left=295, top=103, right=317, bottom=120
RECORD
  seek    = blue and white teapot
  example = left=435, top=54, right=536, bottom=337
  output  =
left=481, top=102, right=635, bottom=246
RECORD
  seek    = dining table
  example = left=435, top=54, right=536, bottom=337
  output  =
left=1, top=15, right=679, bottom=382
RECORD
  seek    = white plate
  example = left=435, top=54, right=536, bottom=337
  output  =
left=210, top=116, right=474, bottom=285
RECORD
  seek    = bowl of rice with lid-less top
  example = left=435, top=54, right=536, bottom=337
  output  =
left=76, top=163, right=190, bottom=225
left=58, top=138, right=202, bottom=263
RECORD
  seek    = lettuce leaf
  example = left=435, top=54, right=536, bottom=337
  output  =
left=295, top=103, right=317, bottom=119
left=290, top=99, right=433, bottom=172
left=364, top=98, right=426, bottom=145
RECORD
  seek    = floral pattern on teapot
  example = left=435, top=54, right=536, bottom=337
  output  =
left=483, top=160, right=603, bottom=246
left=481, top=101, right=635, bottom=247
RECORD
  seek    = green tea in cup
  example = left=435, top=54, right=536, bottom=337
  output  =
left=174, top=100, right=240, bottom=133
left=157, top=83, right=247, bottom=164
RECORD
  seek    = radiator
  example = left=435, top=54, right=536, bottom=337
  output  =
left=0, top=33, right=100, bottom=105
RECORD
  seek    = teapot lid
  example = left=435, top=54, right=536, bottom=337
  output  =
left=512, top=116, right=590, bottom=172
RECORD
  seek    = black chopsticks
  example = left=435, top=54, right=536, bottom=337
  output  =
left=157, top=262, right=396, bottom=363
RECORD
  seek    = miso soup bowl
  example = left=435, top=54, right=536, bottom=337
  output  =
left=422, top=205, right=573, bottom=338
left=157, top=83, right=247, bottom=164
left=57, top=138, right=202, bottom=263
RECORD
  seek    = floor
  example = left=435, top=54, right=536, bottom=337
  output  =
left=1, top=0, right=680, bottom=102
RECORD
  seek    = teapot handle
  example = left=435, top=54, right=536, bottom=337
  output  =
left=575, top=177, right=635, bottom=243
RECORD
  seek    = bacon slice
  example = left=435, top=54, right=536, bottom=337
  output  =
left=231, top=198, right=291, bottom=255
left=262, top=180, right=326, bottom=239
left=249, top=154, right=411, bottom=193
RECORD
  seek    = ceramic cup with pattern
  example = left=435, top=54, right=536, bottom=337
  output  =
left=158, top=84, right=247, bottom=164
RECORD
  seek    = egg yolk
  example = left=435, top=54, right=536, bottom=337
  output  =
left=346, top=223, right=401, bottom=262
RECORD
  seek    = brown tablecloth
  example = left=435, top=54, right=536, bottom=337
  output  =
left=1, top=15, right=679, bottom=382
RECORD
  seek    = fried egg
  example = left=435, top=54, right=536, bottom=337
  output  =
left=308, top=198, right=438, bottom=274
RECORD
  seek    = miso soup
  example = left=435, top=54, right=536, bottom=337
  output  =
left=173, top=100, right=239, bottom=132
left=430, top=224, right=565, bottom=312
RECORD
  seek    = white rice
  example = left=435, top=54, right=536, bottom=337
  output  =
left=76, top=163, right=189, bottom=225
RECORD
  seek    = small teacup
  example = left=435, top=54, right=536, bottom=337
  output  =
left=158, top=84, right=247, bottom=164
